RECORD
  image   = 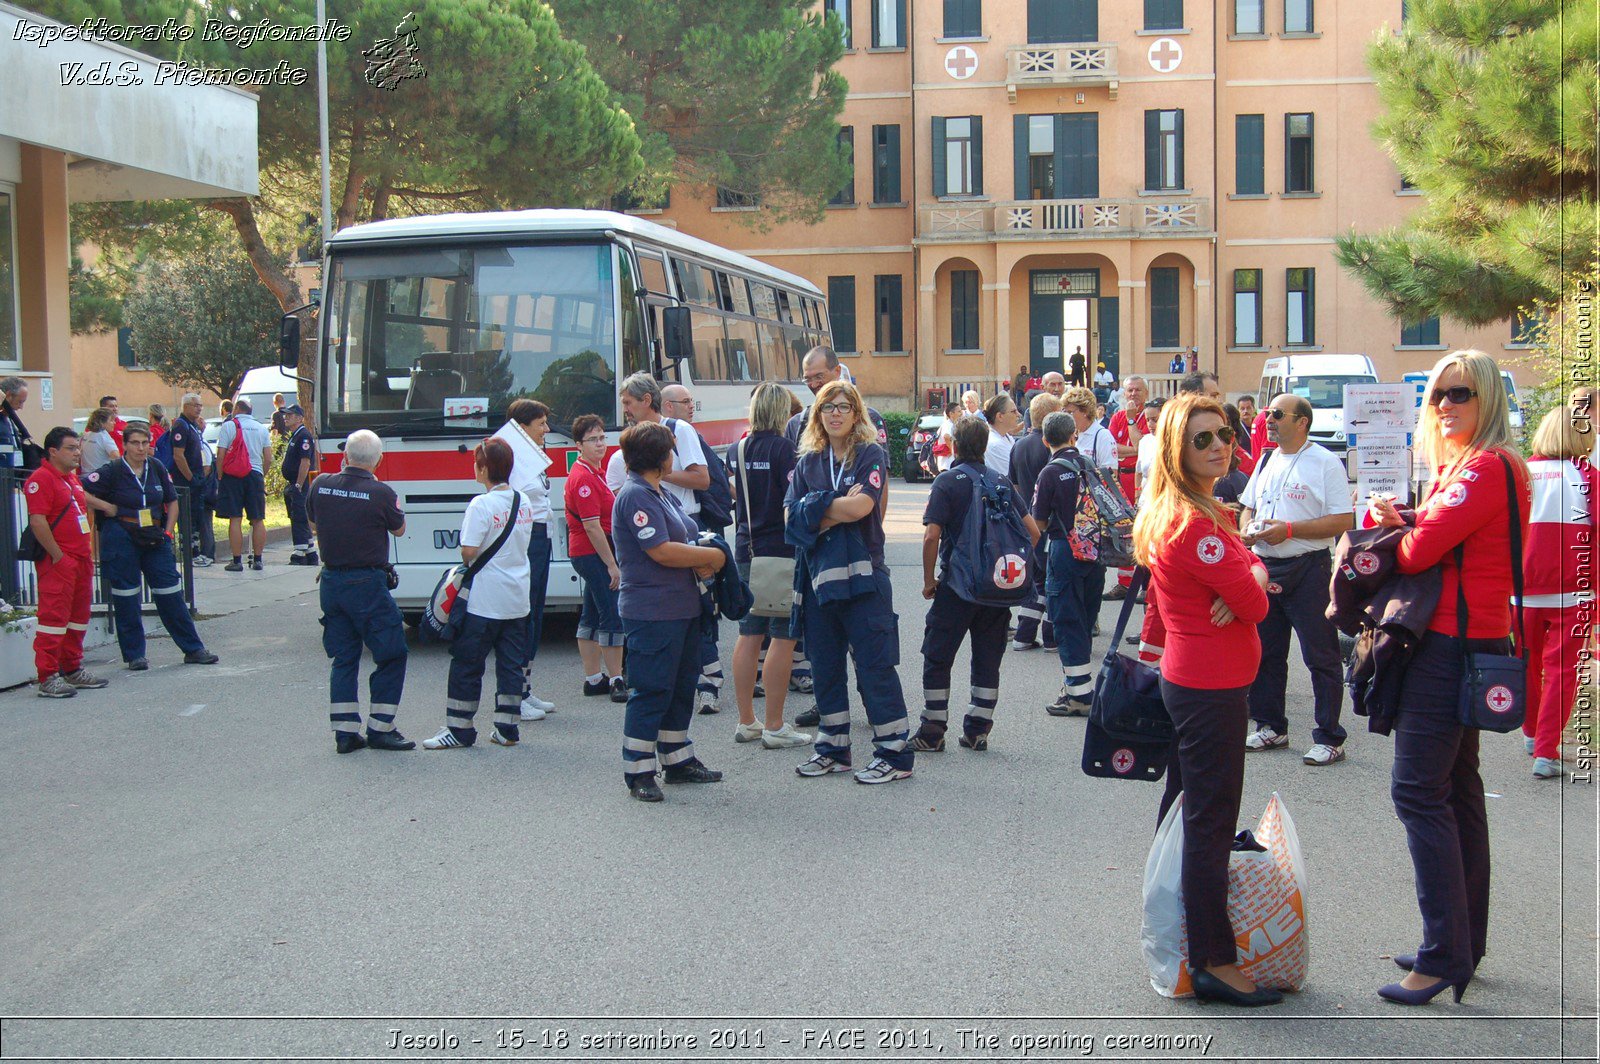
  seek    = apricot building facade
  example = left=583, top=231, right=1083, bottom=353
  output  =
left=644, top=0, right=1529, bottom=409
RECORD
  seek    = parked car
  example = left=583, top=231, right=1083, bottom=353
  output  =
left=903, top=411, right=944, bottom=483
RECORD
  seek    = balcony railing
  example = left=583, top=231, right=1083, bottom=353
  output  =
left=918, top=197, right=1212, bottom=242
left=1006, top=42, right=1118, bottom=99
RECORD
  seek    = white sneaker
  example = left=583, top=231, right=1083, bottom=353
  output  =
left=1524, top=735, right=1537, bottom=755
left=422, top=728, right=468, bottom=750
left=1303, top=743, right=1345, bottom=766
left=761, top=723, right=814, bottom=749
left=734, top=720, right=763, bottom=743
left=1533, top=757, right=1566, bottom=779
left=1245, top=726, right=1288, bottom=751
left=523, top=692, right=555, bottom=712
left=795, top=753, right=851, bottom=777
left=192, top=555, right=213, bottom=568
left=519, top=699, right=547, bottom=721
left=854, top=757, right=913, bottom=785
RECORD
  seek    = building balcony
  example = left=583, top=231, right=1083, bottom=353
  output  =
left=918, top=197, right=1212, bottom=243
left=1006, top=42, right=1118, bottom=101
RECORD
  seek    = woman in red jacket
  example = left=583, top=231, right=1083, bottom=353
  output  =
left=1132, top=394, right=1275, bottom=1007
left=1370, top=350, right=1530, bottom=1005
left=1520, top=406, right=1597, bottom=778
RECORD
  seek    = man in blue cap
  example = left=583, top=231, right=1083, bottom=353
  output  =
left=282, top=404, right=318, bottom=565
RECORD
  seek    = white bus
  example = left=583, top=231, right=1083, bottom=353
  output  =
left=284, top=209, right=824, bottom=620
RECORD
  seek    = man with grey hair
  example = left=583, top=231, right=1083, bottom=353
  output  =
left=164, top=392, right=211, bottom=565
left=661, top=381, right=728, bottom=714
left=0, top=375, right=42, bottom=470
left=784, top=346, right=887, bottom=447
left=307, top=430, right=412, bottom=754
left=216, top=397, right=273, bottom=571
left=604, top=372, right=708, bottom=511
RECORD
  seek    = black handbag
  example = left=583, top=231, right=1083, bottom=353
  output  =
left=1453, top=453, right=1527, bottom=733
left=17, top=503, right=71, bottom=563
left=1082, top=566, right=1174, bottom=782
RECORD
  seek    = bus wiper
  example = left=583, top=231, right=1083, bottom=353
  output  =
left=367, top=411, right=493, bottom=436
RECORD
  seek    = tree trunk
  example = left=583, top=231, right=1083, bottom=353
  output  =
left=336, top=120, right=367, bottom=233
left=371, top=178, right=393, bottom=222
left=207, top=198, right=302, bottom=313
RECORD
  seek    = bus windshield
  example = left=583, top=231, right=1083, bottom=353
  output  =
left=321, top=241, right=621, bottom=434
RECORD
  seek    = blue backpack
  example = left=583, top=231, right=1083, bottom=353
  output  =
left=664, top=417, right=733, bottom=530
left=946, top=466, right=1035, bottom=608
left=152, top=425, right=176, bottom=470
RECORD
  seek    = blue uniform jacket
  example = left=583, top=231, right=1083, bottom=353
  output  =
left=696, top=531, right=751, bottom=623
left=785, top=488, right=878, bottom=628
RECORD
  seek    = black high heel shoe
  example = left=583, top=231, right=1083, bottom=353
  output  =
left=1378, top=976, right=1469, bottom=1005
left=1190, top=967, right=1284, bottom=1008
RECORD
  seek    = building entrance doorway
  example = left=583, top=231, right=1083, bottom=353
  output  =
left=1028, top=269, right=1119, bottom=380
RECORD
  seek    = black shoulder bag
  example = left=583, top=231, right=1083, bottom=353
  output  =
left=18, top=503, right=72, bottom=563
left=1453, top=453, right=1527, bottom=733
left=1082, top=566, right=1174, bottom=782
left=421, top=490, right=522, bottom=643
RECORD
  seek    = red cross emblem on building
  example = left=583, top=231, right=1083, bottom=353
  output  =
left=994, top=554, right=1027, bottom=589
left=1486, top=685, right=1515, bottom=713
left=945, top=46, right=978, bottom=80
left=1112, top=748, right=1136, bottom=774
left=1148, top=37, right=1183, bottom=73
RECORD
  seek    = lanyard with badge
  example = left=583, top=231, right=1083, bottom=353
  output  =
left=123, top=459, right=155, bottom=526
left=1261, top=446, right=1307, bottom=522
left=827, top=449, right=847, bottom=493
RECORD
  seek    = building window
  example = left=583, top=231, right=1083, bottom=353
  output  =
left=1145, top=0, right=1183, bottom=31
left=1150, top=267, right=1180, bottom=349
left=1511, top=310, right=1537, bottom=346
left=950, top=269, right=980, bottom=349
left=1235, top=0, right=1263, bottom=34
left=0, top=189, right=14, bottom=365
left=1286, top=268, right=1315, bottom=346
left=872, top=124, right=902, bottom=204
left=828, top=276, right=857, bottom=352
left=1027, top=0, right=1098, bottom=44
left=715, top=186, right=758, bottom=209
left=873, top=0, right=905, bottom=48
left=826, top=0, right=852, bottom=48
left=1026, top=115, right=1056, bottom=198
left=1144, top=109, right=1184, bottom=191
left=829, top=126, right=855, bottom=205
left=874, top=274, right=904, bottom=351
left=1285, top=112, right=1315, bottom=193
left=1014, top=114, right=1097, bottom=200
left=944, top=0, right=981, bottom=38
left=1284, top=0, right=1314, bottom=33
left=611, top=187, right=669, bottom=213
left=1235, top=114, right=1264, bottom=195
left=1233, top=269, right=1262, bottom=347
left=933, top=116, right=982, bottom=197
left=1400, top=315, right=1440, bottom=347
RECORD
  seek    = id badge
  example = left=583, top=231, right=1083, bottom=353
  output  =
left=137, top=509, right=153, bottom=528
left=77, top=513, right=90, bottom=534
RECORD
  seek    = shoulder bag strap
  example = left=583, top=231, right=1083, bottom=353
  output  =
left=735, top=437, right=750, bottom=522
left=1105, top=566, right=1149, bottom=662
left=1452, top=452, right=1527, bottom=658
left=463, top=489, right=522, bottom=584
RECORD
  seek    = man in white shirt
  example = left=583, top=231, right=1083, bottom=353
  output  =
left=492, top=398, right=557, bottom=720
left=1135, top=397, right=1165, bottom=505
left=1062, top=386, right=1116, bottom=473
left=605, top=373, right=708, bottom=515
left=1238, top=393, right=1356, bottom=766
left=662, top=381, right=726, bottom=715
left=215, top=398, right=274, bottom=571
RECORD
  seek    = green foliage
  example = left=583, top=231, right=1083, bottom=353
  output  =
left=68, top=252, right=121, bottom=334
left=1506, top=261, right=1600, bottom=450
left=552, top=0, right=850, bottom=225
left=1335, top=0, right=1598, bottom=325
left=880, top=411, right=917, bottom=476
left=123, top=247, right=284, bottom=400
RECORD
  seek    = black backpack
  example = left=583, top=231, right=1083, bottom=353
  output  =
left=945, top=465, right=1034, bottom=608
left=665, top=417, right=733, bottom=530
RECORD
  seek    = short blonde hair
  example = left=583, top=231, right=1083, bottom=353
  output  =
left=1028, top=391, right=1062, bottom=426
left=1061, top=386, right=1097, bottom=415
left=800, top=380, right=876, bottom=460
left=749, top=382, right=792, bottom=434
left=1531, top=405, right=1593, bottom=461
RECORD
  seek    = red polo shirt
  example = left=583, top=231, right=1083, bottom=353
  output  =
left=564, top=458, right=613, bottom=559
left=24, top=462, right=92, bottom=558
left=1149, top=515, right=1269, bottom=689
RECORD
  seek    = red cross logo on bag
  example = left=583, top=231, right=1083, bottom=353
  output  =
left=1353, top=551, right=1380, bottom=575
left=1112, top=749, right=1136, bottom=774
left=1486, top=685, right=1515, bottom=713
left=993, top=554, right=1027, bottom=589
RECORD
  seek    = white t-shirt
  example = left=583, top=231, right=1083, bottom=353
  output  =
left=1078, top=419, right=1117, bottom=471
left=216, top=414, right=271, bottom=474
left=604, top=416, right=705, bottom=514
left=460, top=486, right=536, bottom=619
left=491, top=420, right=552, bottom=524
left=936, top=417, right=956, bottom=471
left=984, top=428, right=1014, bottom=479
left=1095, top=369, right=1114, bottom=387
left=1136, top=434, right=1159, bottom=504
left=1238, top=442, right=1354, bottom=559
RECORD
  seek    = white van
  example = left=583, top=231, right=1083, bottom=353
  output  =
left=1257, top=354, right=1379, bottom=454
left=234, top=365, right=302, bottom=419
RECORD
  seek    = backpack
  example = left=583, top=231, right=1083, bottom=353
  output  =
left=665, top=417, right=733, bottom=530
left=1052, top=452, right=1136, bottom=567
left=152, top=425, right=176, bottom=470
left=221, top=417, right=253, bottom=478
left=945, top=465, right=1035, bottom=608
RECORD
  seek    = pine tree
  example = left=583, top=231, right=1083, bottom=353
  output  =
left=1334, top=0, right=1597, bottom=326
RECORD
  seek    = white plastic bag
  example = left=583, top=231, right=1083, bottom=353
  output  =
left=1141, top=791, right=1311, bottom=998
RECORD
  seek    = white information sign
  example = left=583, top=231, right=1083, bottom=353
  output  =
left=1350, top=433, right=1410, bottom=473
left=1357, top=469, right=1411, bottom=506
left=444, top=396, right=489, bottom=429
left=1042, top=336, right=1061, bottom=361
left=38, top=378, right=52, bottom=411
left=1342, top=383, right=1417, bottom=436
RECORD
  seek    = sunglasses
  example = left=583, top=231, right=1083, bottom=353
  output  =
left=1429, top=386, right=1477, bottom=406
left=1190, top=426, right=1237, bottom=450
left=1268, top=408, right=1303, bottom=421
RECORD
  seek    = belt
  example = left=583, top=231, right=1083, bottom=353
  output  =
left=326, top=564, right=386, bottom=571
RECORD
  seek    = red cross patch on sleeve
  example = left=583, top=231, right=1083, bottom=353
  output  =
left=1196, top=535, right=1225, bottom=564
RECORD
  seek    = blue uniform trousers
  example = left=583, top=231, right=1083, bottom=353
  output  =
left=448, top=611, right=528, bottom=744
left=622, top=615, right=703, bottom=784
left=571, top=552, right=623, bottom=645
left=805, top=569, right=912, bottom=771
left=284, top=482, right=312, bottom=551
left=521, top=526, right=551, bottom=697
left=1011, top=537, right=1055, bottom=647
left=1391, top=631, right=1494, bottom=982
left=101, top=521, right=203, bottom=664
left=1248, top=549, right=1347, bottom=747
left=919, top=582, right=1008, bottom=739
left=319, top=568, right=407, bottom=735
left=698, top=614, right=724, bottom=703
left=1045, top=540, right=1103, bottom=700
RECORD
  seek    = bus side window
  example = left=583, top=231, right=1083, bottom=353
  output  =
left=618, top=251, right=647, bottom=380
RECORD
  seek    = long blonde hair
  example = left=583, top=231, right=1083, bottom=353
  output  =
left=799, top=380, right=876, bottom=461
left=1414, top=350, right=1528, bottom=488
left=1132, top=394, right=1237, bottom=567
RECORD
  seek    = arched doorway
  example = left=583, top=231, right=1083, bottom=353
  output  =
left=1007, top=254, right=1121, bottom=385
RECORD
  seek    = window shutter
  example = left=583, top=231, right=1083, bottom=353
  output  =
left=1174, top=109, right=1185, bottom=188
left=1014, top=114, right=1031, bottom=199
left=1236, top=114, right=1263, bottom=195
left=886, top=125, right=901, bottom=202
left=931, top=117, right=948, bottom=197
left=1057, top=113, right=1098, bottom=198
left=1144, top=110, right=1160, bottom=190
left=970, top=115, right=983, bottom=196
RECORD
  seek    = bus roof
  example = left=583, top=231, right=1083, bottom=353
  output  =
left=327, top=209, right=823, bottom=298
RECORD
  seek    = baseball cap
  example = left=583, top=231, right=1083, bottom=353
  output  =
left=284, top=404, right=305, bottom=416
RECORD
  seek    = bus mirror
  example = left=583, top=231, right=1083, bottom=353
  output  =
left=278, top=315, right=301, bottom=370
left=662, top=305, right=693, bottom=363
